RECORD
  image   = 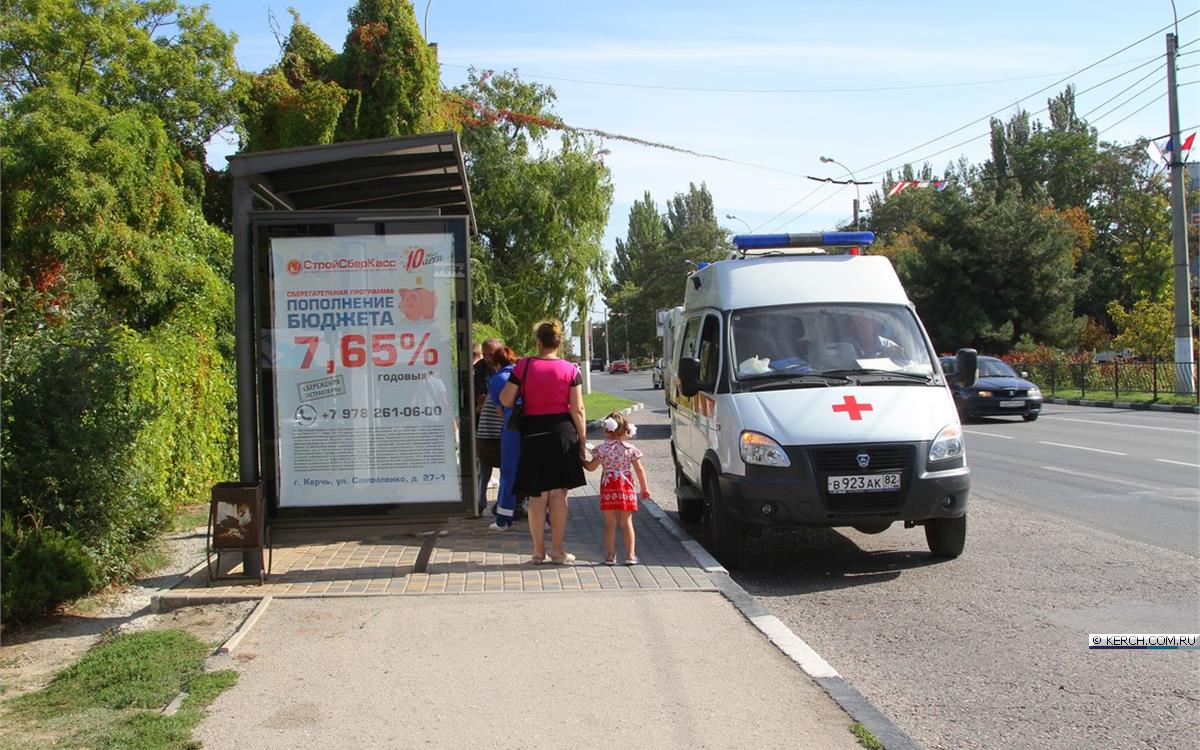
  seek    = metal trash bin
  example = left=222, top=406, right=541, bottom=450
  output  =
left=207, top=481, right=271, bottom=584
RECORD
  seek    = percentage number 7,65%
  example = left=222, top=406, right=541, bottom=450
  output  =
left=295, top=332, right=439, bottom=373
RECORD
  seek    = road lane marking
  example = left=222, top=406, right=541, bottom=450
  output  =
left=1154, top=458, right=1200, bottom=468
left=1037, top=440, right=1127, bottom=456
left=1038, top=416, right=1197, bottom=434
left=1040, top=465, right=1164, bottom=490
left=964, top=430, right=1015, bottom=439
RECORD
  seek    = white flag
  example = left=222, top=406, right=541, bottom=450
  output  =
left=1146, top=140, right=1167, bottom=167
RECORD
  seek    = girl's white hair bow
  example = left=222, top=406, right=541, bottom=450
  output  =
left=602, top=417, right=619, bottom=432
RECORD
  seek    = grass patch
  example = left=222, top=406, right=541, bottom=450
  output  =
left=584, top=391, right=636, bottom=420
left=1, top=629, right=236, bottom=750
left=850, top=721, right=884, bottom=750
left=1046, top=389, right=1197, bottom=406
left=172, top=504, right=210, bottom=532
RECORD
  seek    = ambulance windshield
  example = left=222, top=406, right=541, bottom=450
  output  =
left=730, top=304, right=934, bottom=380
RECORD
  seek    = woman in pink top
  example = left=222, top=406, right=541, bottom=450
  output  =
left=499, top=320, right=586, bottom=564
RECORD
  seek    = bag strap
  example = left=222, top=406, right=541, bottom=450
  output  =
left=516, top=357, right=533, bottom=401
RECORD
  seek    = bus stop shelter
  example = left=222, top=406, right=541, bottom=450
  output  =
left=224, top=133, right=478, bottom=577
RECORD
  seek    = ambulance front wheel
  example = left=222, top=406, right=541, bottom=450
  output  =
left=925, top=514, right=967, bottom=559
left=674, top=454, right=703, bottom=523
left=704, top=476, right=744, bottom=568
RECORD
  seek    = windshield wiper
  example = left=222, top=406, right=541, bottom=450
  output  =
left=820, top=368, right=934, bottom=384
left=739, top=373, right=852, bottom=391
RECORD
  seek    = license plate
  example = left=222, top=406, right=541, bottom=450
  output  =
left=827, top=472, right=901, bottom=494
left=999, top=399, right=1024, bottom=407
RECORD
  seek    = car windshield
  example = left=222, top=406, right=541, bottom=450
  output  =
left=730, top=303, right=934, bottom=379
left=978, top=359, right=1018, bottom=378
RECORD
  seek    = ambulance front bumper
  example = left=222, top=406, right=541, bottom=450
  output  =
left=718, top=442, right=970, bottom=527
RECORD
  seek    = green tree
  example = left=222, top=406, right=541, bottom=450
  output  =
left=1, top=0, right=239, bottom=156
left=456, top=70, right=612, bottom=349
left=898, top=192, right=1081, bottom=351
left=604, top=183, right=729, bottom=361
left=1107, top=298, right=1173, bottom=357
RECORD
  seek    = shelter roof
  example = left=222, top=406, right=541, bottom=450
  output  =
left=227, top=132, right=476, bottom=234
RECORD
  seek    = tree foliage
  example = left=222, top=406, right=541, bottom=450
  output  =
left=604, top=183, right=730, bottom=361
left=236, top=1, right=446, bottom=152
left=1, top=0, right=239, bottom=156
left=865, top=86, right=1175, bottom=354
left=1, top=1, right=239, bottom=619
left=456, top=70, right=612, bottom=349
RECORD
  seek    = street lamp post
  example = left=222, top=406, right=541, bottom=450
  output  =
left=725, top=214, right=752, bottom=233
left=819, top=156, right=861, bottom=229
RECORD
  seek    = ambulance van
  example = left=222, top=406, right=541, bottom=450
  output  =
left=669, top=231, right=977, bottom=568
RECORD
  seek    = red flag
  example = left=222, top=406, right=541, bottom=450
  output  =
left=1182, top=132, right=1196, bottom=152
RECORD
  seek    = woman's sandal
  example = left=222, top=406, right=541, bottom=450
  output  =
left=604, top=557, right=617, bottom=566
left=624, top=556, right=640, bottom=566
left=549, top=552, right=576, bottom=565
left=529, top=554, right=547, bottom=565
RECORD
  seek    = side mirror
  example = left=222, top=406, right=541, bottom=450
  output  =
left=1020, top=371, right=1029, bottom=379
left=956, top=348, right=978, bottom=388
left=678, top=357, right=701, bottom=397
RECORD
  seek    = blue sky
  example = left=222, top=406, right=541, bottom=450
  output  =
left=204, top=0, right=1199, bottom=263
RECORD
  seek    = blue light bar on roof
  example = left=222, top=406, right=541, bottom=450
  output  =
left=732, top=231, right=875, bottom=250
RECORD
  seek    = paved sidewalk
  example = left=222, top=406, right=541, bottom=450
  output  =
left=198, top=593, right=862, bottom=750
left=177, top=471, right=871, bottom=748
left=158, top=475, right=711, bottom=610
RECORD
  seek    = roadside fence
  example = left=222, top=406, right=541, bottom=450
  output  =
left=1007, top=357, right=1200, bottom=403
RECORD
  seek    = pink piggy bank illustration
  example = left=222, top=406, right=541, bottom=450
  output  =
left=398, top=288, right=437, bottom=321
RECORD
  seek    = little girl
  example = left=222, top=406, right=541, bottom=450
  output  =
left=583, top=412, right=650, bottom=565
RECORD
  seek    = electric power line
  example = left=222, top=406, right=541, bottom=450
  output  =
left=438, top=55, right=1162, bottom=96
left=1099, top=91, right=1168, bottom=133
left=1090, top=75, right=1168, bottom=123
left=1079, top=65, right=1165, bottom=120
left=850, top=9, right=1199, bottom=176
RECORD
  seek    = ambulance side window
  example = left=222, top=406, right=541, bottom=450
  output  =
left=697, top=314, right=721, bottom=388
left=679, top=317, right=701, bottom=362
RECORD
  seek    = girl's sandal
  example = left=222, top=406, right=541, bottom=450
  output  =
left=624, top=556, right=640, bottom=566
left=549, top=552, right=576, bottom=565
left=604, top=557, right=617, bottom=566
left=529, top=554, right=548, bottom=565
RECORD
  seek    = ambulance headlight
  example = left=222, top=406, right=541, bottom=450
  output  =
left=975, top=389, right=993, bottom=398
left=928, top=423, right=964, bottom=463
left=740, top=431, right=791, bottom=467
left=1028, top=386, right=1042, bottom=398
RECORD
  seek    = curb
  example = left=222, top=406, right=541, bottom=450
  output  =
left=586, top=401, right=644, bottom=431
left=640, top=497, right=922, bottom=750
left=1046, top=397, right=1198, bottom=414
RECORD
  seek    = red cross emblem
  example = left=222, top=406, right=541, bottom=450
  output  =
left=832, top=395, right=873, bottom=421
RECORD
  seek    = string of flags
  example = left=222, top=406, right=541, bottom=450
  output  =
left=1146, top=131, right=1194, bottom=167
left=886, top=180, right=954, bottom=197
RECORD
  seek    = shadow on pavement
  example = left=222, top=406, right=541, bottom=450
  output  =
left=671, top=519, right=946, bottom=595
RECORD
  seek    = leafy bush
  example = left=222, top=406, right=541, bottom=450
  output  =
left=2, top=301, right=236, bottom=589
left=1, top=514, right=99, bottom=622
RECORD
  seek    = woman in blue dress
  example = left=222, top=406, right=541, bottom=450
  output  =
left=488, top=346, right=522, bottom=530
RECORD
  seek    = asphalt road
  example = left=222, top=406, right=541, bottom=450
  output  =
left=588, top=370, right=1200, bottom=750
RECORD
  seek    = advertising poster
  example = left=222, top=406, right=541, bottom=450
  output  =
left=270, top=233, right=461, bottom=507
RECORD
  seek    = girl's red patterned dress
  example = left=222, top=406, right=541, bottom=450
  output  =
left=595, top=439, right=642, bottom=512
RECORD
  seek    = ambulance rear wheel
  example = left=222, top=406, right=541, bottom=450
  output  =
left=925, top=515, right=966, bottom=559
left=704, top=476, right=743, bottom=569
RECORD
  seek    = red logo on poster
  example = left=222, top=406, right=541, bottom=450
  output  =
left=286, top=259, right=302, bottom=275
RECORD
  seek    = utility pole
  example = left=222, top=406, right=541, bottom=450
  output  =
left=604, top=310, right=610, bottom=367
left=1166, top=33, right=1195, bottom=394
left=580, top=298, right=592, bottom=395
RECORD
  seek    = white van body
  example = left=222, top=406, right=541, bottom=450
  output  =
left=668, top=246, right=971, bottom=566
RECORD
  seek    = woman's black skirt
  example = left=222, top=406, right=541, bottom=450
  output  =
left=513, top=413, right=585, bottom=495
